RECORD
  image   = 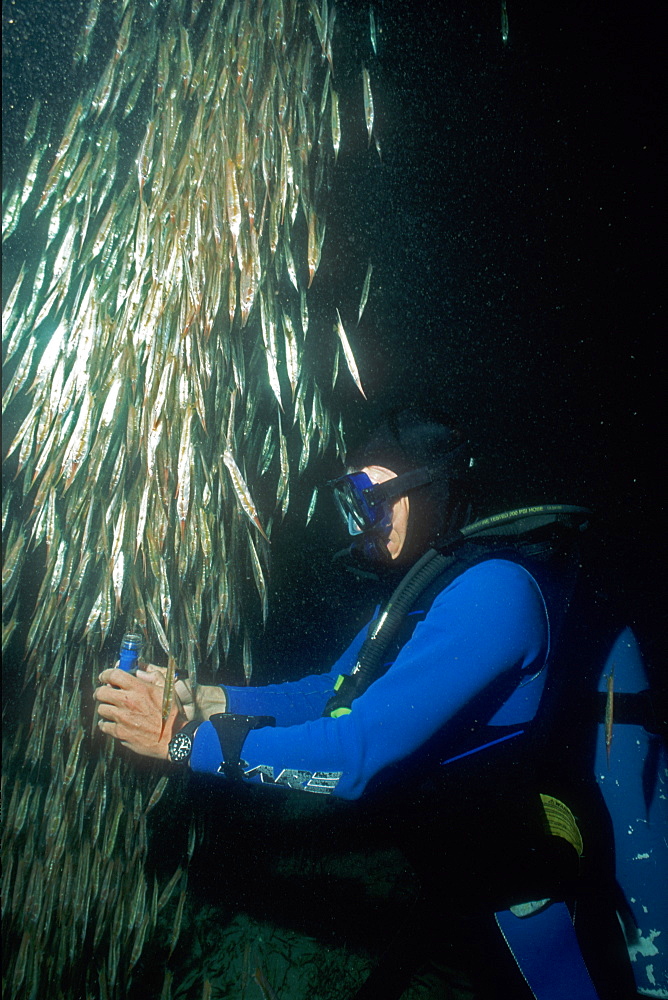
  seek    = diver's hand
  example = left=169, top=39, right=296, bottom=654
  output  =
left=137, top=663, right=227, bottom=721
left=137, top=663, right=194, bottom=719
left=94, top=667, right=186, bottom=760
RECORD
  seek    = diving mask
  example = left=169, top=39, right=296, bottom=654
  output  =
left=329, top=468, right=433, bottom=537
left=330, top=471, right=389, bottom=536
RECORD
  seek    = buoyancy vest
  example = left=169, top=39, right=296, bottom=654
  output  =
left=330, top=508, right=593, bottom=912
left=323, top=505, right=590, bottom=720
left=346, top=508, right=644, bottom=1000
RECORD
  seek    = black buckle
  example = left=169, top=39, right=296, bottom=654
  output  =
left=209, top=713, right=275, bottom=779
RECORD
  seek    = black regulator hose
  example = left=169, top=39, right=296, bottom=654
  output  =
left=322, top=506, right=591, bottom=717
left=322, top=535, right=466, bottom=717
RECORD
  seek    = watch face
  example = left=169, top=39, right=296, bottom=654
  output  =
left=169, top=732, right=193, bottom=763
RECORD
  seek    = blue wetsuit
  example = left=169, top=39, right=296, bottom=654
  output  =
left=189, top=551, right=652, bottom=998
left=190, top=558, right=550, bottom=798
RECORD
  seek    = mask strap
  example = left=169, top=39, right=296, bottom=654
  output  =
left=370, top=467, right=433, bottom=503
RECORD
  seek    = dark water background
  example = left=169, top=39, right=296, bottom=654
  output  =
left=3, top=0, right=664, bottom=704
left=2, top=1, right=665, bottom=994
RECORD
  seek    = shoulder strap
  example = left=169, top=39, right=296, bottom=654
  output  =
left=323, top=506, right=591, bottom=718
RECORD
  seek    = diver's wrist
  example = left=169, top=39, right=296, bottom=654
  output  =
left=195, top=684, right=228, bottom=720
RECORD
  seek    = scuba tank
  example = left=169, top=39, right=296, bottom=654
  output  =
left=595, top=628, right=667, bottom=997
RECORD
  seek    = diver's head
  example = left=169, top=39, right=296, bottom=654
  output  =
left=331, top=408, right=472, bottom=566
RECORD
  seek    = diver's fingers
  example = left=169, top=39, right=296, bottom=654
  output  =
left=136, top=669, right=162, bottom=686
left=174, top=678, right=194, bottom=705
left=175, top=681, right=195, bottom=722
left=144, top=662, right=168, bottom=678
left=98, top=666, right=136, bottom=688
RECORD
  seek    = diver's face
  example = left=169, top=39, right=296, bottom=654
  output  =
left=360, top=466, right=409, bottom=560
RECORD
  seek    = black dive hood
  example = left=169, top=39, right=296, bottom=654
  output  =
left=342, top=467, right=435, bottom=566
left=342, top=409, right=474, bottom=568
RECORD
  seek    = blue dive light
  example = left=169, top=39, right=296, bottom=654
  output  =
left=118, top=632, right=143, bottom=673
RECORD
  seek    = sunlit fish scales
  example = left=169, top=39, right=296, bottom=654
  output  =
left=0, top=0, right=382, bottom=993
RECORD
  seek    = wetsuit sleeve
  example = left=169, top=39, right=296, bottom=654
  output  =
left=219, top=622, right=369, bottom=726
left=190, top=560, right=549, bottom=799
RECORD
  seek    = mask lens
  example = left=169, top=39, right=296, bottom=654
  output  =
left=331, top=472, right=385, bottom=536
left=347, top=512, right=363, bottom=535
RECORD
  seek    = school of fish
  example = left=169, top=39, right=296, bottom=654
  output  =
left=1, top=1, right=378, bottom=996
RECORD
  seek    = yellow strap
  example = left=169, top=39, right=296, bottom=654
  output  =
left=330, top=707, right=351, bottom=718
left=539, top=793, right=583, bottom=856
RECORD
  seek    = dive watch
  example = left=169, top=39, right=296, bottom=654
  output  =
left=168, top=720, right=199, bottom=764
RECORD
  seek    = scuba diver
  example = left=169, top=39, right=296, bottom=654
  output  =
left=94, top=408, right=665, bottom=999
